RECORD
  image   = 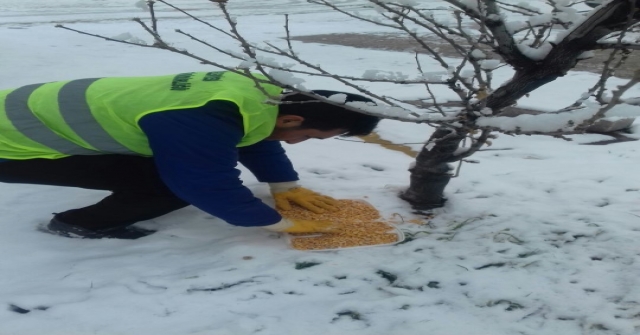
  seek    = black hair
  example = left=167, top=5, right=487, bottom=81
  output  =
left=278, top=90, right=381, bottom=136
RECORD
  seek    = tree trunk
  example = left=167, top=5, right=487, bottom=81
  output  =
left=399, top=128, right=465, bottom=210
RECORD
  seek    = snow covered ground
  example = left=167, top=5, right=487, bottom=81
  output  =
left=1, top=1, right=639, bottom=334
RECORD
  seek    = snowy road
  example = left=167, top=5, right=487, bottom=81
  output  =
left=0, top=0, right=367, bottom=27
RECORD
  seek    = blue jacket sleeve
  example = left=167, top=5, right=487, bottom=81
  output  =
left=138, top=101, right=282, bottom=227
left=238, top=141, right=298, bottom=183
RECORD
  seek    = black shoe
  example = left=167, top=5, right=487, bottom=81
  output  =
left=44, top=218, right=156, bottom=240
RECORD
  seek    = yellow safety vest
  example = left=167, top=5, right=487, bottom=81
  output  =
left=0, top=71, right=282, bottom=159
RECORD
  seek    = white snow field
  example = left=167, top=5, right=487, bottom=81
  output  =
left=1, top=1, right=639, bottom=334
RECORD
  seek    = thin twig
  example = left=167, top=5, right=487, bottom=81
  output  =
left=56, top=25, right=155, bottom=48
left=156, top=0, right=235, bottom=39
left=415, top=51, right=446, bottom=116
left=284, top=14, right=294, bottom=54
left=147, top=0, right=158, bottom=34
left=576, top=70, right=640, bottom=131
left=133, top=18, right=163, bottom=46
left=217, top=2, right=279, bottom=99
left=263, top=42, right=414, bottom=113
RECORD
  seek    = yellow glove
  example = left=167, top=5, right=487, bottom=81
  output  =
left=272, top=187, right=339, bottom=214
left=263, top=218, right=340, bottom=233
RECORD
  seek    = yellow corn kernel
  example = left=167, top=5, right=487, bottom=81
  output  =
left=278, top=200, right=399, bottom=250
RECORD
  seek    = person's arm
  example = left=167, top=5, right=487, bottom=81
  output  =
left=238, top=140, right=298, bottom=183
left=238, top=140, right=302, bottom=205
left=138, top=101, right=282, bottom=227
left=238, top=133, right=340, bottom=213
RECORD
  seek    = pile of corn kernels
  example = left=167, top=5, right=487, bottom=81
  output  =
left=278, top=200, right=399, bottom=250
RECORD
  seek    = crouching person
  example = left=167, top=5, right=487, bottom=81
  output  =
left=0, top=71, right=380, bottom=239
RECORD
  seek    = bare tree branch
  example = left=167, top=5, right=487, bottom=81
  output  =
left=56, top=24, right=155, bottom=48
left=482, top=0, right=533, bottom=68
left=156, top=0, right=235, bottom=39
left=576, top=69, right=640, bottom=131
left=147, top=0, right=159, bottom=34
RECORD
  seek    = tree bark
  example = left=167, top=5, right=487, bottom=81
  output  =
left=400, top=128, right=464, bottom=209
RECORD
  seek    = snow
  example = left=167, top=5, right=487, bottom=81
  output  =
left=267, top=69, right=307, bottom=90
left=1, top=1, right=640, bottom=335
left=529, top=13, right=553, bottom=26
left=326, top=93, right=348, bottom=104
left=477, top=103, right=640, bottom=133
left=470, top=49, right=486, bottom=60
left=480, top=59, right=501, bottom=70
left=516, top=41, right=554, bottom=61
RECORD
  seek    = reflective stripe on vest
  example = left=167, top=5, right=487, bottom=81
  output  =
left=5, top=80, right=137, bottom=156
left=5, top=83, right=97, bottom=155
left=58, top=78, right=136, bottom=154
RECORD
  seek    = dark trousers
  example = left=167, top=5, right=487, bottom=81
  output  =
left=0, top=155, right=189, bottom=230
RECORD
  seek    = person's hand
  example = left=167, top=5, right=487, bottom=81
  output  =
left=272, top=187, right=339, bottom=213
left=263, top=218, right=340, bottom=233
